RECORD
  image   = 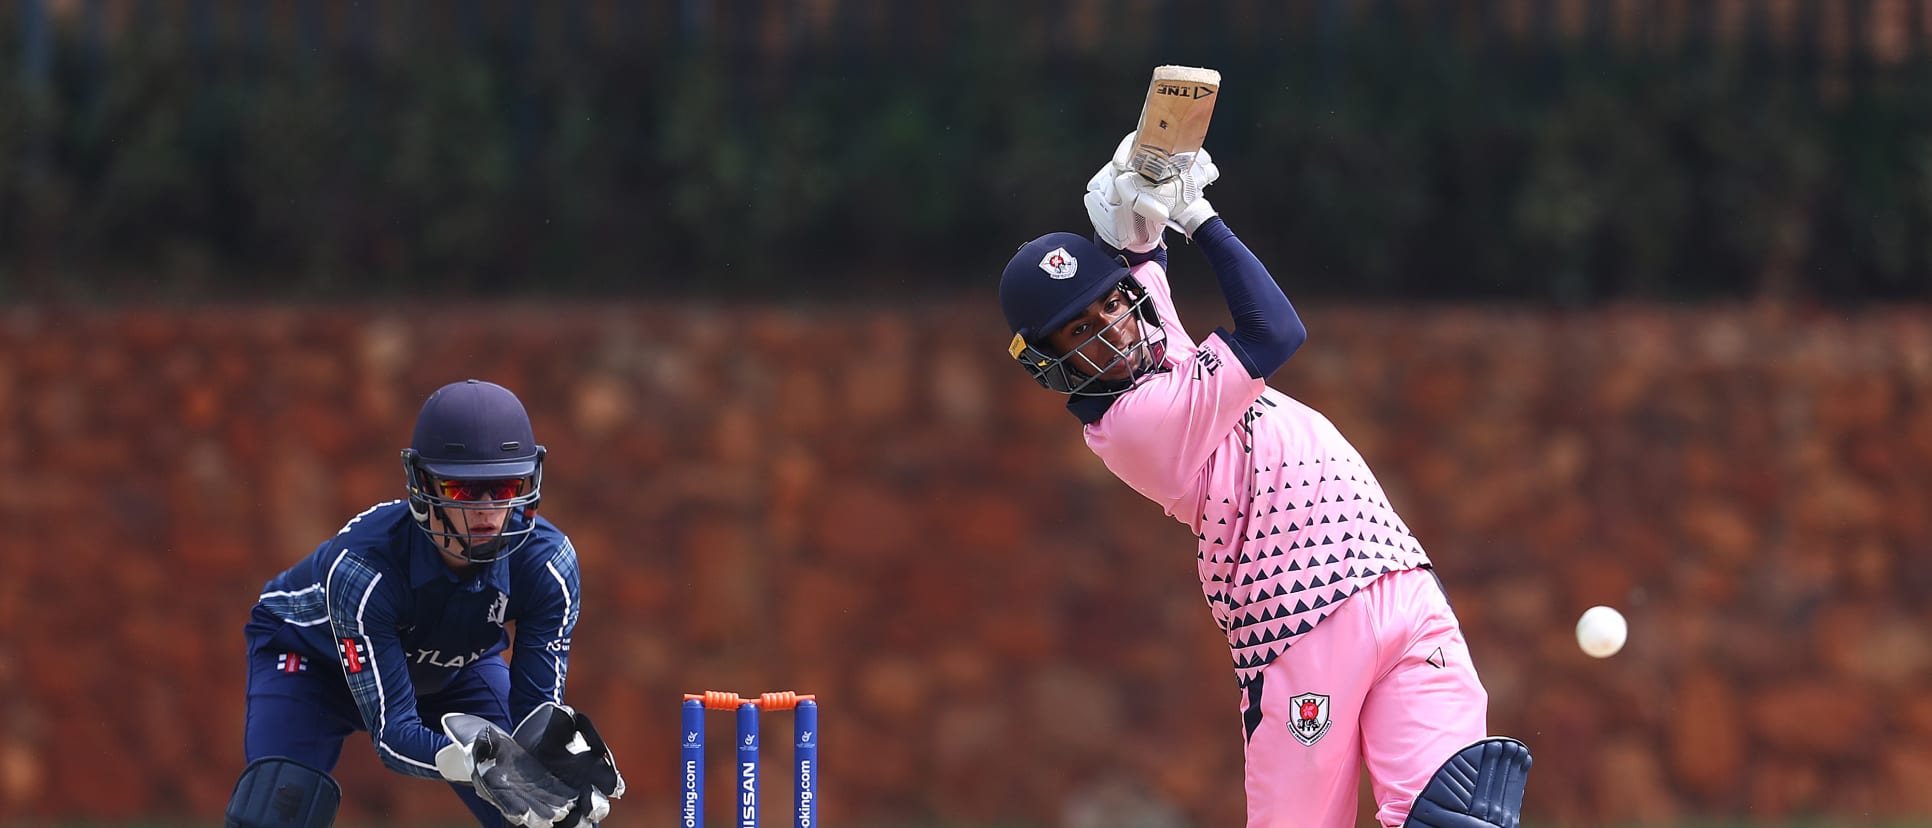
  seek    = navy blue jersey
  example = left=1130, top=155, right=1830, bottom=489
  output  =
left=247, top=501, right=582, bottom=779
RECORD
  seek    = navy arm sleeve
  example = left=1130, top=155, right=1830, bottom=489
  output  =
left=1191, top=217, right=1306, bottom=379
left=507, top=540, right=582, bottom=726
left=326, top=553, right=451, bottom=779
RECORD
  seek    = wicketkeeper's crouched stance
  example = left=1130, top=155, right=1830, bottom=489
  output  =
left=997, top=126, right=1533, bottom=827
left=226, top=704, right=621, bottom=828
left=227, top=380, right=622, bottom=827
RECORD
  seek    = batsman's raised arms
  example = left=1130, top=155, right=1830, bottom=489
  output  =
left=1131, top=65, right=1221, bottom=183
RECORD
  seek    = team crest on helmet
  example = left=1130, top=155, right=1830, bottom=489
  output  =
left=1287, top=692, right=1331, bottom=746
left=1038, top=246, right=1078, bottom=279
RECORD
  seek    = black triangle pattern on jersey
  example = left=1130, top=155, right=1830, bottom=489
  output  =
left=1321, top=537, right=1334, bottom=546
left=1331, top=588, right=1350, bottom=604
left=1290, top=580, right=1305, bottom=594
left=1310, top=594, right=1329, bottom=609
left=1325, top=553, right=1340, bottom=564
left=1286, top=558, right=1302, bottom=571
left=1327, top=571, right=1344, bottom=585
left=1293, top=599, right=1309, bottom=613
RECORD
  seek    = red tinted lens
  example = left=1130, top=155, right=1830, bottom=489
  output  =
left=437, top=477, right=527, bottom=502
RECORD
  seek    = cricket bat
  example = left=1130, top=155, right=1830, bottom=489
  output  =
left=1129, top=65, right=1221, bottom=183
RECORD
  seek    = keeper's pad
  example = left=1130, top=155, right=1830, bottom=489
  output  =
left=1404, top=737, right=1533, bottom=828
left=225, top=756, right=341, bottom=828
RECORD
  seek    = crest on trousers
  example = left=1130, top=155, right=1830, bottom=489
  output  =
left=1038, top=247, right=1078, bottom=279
left=1287, top=692, right=1331, bottom=746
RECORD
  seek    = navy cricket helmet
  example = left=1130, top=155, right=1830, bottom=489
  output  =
left=998, top=232, right=1163, bottom=396
left=401, top=379, right=545, bottom=564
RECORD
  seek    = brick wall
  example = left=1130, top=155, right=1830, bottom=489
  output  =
left=1, top=301, right=1928, bottom=826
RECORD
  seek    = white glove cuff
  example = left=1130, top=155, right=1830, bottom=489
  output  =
left=435, top=740, right=476, bottom=784
left=1173, top=199, right=1217, bottom=237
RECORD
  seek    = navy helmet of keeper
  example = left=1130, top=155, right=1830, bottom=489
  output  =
left=401, top=379, right=545, bottom=564
left=998, top=232, right=1165, bottom=396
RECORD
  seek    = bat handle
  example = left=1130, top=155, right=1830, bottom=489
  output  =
left=1130, top=149, right=1179, bottom=183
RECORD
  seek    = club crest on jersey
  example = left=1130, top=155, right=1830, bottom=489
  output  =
left=1038, top=246, right=1078, bottom=279
left=487, top=590, right=509, bottom=627
left=1288, top=692, right=1331, bottom=746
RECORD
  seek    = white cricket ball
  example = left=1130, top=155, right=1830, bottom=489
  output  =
left=1575, top=605, right=1627, bottom=658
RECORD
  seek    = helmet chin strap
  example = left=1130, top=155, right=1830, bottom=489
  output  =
left=429, top=503, right=502, bottom=565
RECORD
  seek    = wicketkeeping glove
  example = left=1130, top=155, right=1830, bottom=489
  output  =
left=512, top=703, right=625, bottom=827
left=436, top=713, right=578, bottom=828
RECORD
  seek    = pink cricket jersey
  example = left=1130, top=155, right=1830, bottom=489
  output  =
left=1084, top=260, right=1434, bottom=687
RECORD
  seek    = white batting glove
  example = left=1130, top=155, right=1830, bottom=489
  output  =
left=1120, top=145, right=1219, bottom=237
left=1085, top=161, right=1166, bottom=253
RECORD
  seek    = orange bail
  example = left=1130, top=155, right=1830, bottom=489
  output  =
left=682, top=690, right=818, bottom=711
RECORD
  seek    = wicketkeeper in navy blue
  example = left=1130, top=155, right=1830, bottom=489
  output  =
left=228, top=380, right=623, bottom=828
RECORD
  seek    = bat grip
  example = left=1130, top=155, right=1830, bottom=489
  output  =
left=1132, top=154, right=1178, bottom=183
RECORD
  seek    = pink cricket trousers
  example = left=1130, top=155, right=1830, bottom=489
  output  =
left=1239, top=567, right=1489, bottom=828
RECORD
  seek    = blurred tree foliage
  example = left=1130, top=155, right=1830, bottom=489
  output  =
left=3, top=3, right=1932, bottom=304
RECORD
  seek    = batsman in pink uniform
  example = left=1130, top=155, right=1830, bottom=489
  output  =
left=997, top=135, right=1532, bottom=828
